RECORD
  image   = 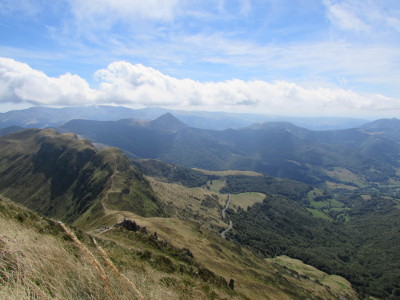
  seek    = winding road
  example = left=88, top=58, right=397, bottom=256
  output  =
left=221, top=194, right=231, bottom=219
left=221, top=194, right=233, bottom=239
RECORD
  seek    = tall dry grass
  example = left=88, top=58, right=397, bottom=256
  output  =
left=0, top=217, right=105, bottom=299
left=0, top=217, right=146, bottom=299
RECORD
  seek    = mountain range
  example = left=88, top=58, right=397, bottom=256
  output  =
left=2, top=105, right=400, bottom=298
left=0, top=105, right=368, bottom=131
left=61, top=113, right=400, bottom=186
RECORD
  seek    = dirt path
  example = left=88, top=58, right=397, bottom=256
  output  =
left=101, top=171, right=126, bottom=223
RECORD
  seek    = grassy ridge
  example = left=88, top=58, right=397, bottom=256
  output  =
left=0, top=129, right=165, bottom=227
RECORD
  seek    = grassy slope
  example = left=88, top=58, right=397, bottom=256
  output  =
left=0, top=194, right=358, bottom=300
left=0, top=196, right=238, bottom=299
left=268, top=256, right=354, bottom=293
left=0, top=196, right=144, bottom=299
left=84, top=173, right=358, bottom=300
left=88, top=208, right=357, bottom=300
left=230, top=192, right=266, bottom=210
left=0, top=129, right=164, bottom=227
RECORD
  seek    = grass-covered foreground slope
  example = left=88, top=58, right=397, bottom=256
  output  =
left=85, top=202, right=358, bottom=299
left=0, top=129, right=164, bottom=226
left=0, top=194, right=358, bottom=299
left=0, top=196, right=230, bottom=299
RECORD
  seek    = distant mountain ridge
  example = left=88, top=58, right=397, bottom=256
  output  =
left=61, top=114, right=400, bottom=186
left=0, top=125, right=23, bottom=136
left=0, top=105, right=368, bottom=130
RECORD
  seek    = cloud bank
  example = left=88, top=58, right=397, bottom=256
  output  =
left=1, top=57, right=399, bottom=117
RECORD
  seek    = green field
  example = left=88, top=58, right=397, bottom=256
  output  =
left=230, top=192, right=266, bottom=210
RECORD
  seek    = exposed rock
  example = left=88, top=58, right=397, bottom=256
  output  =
left=115, top=219, right=140, bottom=232
left=229, top=279, right=235, bottom=290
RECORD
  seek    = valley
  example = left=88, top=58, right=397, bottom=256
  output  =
left=2, top=0, right=399, bottom=297
left=1, top=108, right=400, bottom=298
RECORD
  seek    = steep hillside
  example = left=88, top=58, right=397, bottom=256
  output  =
left=0, top=184, right=358, bottom=299
left=0, top=129, right=164, bottom=225
left=0, top=196, right=236, bottom=299
left=228, top=192, right=400, bottom=298
left=84, top=197, right=358, bottom=300
left=135, top=160, right=400, bottom=298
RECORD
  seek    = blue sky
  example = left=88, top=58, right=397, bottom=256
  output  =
left=0, top=0, right=400, bottom=117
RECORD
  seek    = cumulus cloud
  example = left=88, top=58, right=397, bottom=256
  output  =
left=1, top=58, right=399, bottom=116
left=0, top=57, right=96, bottom=106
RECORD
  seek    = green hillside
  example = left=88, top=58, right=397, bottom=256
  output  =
left=0, top=129, right=164, bottom=226
left=0, top=177, right=357, bottom=299
left=226, top=185, right=400, bottom=298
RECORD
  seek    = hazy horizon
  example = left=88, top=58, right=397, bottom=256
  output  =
left=0, top=103, right=376, bottom=121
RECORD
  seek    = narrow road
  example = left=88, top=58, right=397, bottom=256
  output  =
left=221, top=220, right=232, bottom=239
left=221, top=194, right=231, bottom=219
left=221, top=194, right=233, bottom=239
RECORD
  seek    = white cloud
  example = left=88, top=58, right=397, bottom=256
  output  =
left=324, top=0, right=400, bottom=34
left=68, top=0, right=183, bottom=27
left=0, top=57, right=96, bottom=106
left=324, top=0, right=369, bottom=32
left=1, top=58, right=400, bottom=117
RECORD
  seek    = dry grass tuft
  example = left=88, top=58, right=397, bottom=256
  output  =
left=92, top=237, right=144, bottom=300
left=0, top=209, right=146, bottom=299
left=0, top=217, right=107, bottom=299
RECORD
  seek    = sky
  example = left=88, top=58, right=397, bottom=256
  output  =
left=0, top=0, right=399, bottom=117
